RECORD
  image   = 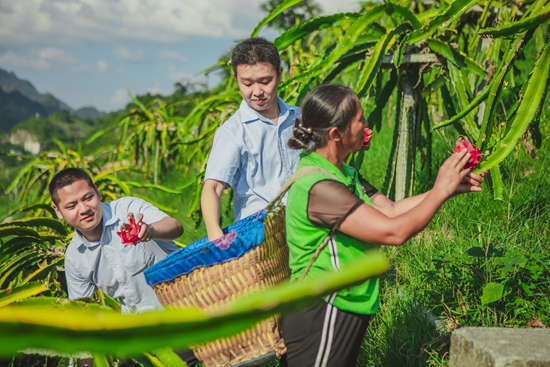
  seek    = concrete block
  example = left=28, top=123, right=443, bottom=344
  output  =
left=450, top=327, right=550, bottom=367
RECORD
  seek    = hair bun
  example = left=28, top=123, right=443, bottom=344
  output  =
left=294, top=123, right=313, bottom=143
left=295, top=124, right=312, bottom=138
left=288, top=119, right=313, bottom=150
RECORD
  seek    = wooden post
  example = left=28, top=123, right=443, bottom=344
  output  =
left=382, top=54, right=435, bottom=200
left=394, top=65, right=421, bottom=200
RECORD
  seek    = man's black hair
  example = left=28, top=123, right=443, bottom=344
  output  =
left=231, top=37, right=281, bottom=75
left=49, top=168, right=95, bottom=205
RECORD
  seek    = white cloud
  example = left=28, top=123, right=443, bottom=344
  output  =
left=166, top=65, right=191, bottom=82
left=316, top=0, right=362, bottom=14
left=147, top=87, right=168, bottom=95
left=97, top=59, right=108, bottom=72
left=113, top=47, right=145, bottom=61
left=0, top=50, right=50, bottom=69
left=39, top=47, right=79, bottom=63
left=0, top=0, right=261, bottom=46
left=111, top=88, right=129, bottom=105
left=0, top=47, right=86, bottom=70
left=160, top=50, right=188, bottom=63
left=0, top=0, right=367, bottom=48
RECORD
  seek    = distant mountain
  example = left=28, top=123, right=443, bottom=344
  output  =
left=0, top=68, right=71, bottom=110
left=74, top=106, right=105, bottom=120
left=0, top=67, right=76, bottom=132
left=0, top=88, right=48, bottom=133
left=0, top=69, right=44, bottom=103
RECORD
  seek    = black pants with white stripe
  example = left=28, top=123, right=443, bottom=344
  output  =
left=280, top=297, right=373, bottom=367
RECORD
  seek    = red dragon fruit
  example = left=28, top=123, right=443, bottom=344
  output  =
left=454, top=137, right=482, bottom=170
left=362, top=128, right=373, bottom=148
left=117, top=217, right=141, bottom=245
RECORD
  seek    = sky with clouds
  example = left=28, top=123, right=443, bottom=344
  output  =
left=0, top=0, right=362, bottom=112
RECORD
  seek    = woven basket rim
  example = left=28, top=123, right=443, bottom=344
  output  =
left=145, top=209, right=286, bottom=286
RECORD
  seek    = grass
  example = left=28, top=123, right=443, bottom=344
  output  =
left=356, top=135, right=550, bottom=366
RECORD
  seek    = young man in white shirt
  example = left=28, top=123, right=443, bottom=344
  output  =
left=201, top=37, right=300, bottom=240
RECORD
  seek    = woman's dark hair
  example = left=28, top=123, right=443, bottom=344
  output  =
left=288, top=84, right=359, bottom=150
left=231, top=37, right=281, bottom=75
left=49, top=168, right=95, bottom=205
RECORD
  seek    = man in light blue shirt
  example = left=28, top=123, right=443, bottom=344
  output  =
left=50, top=168, right=198, bottom=366
left=202, top=37, right=300, bottom=240
left=50, top=168, right=183, bottom=314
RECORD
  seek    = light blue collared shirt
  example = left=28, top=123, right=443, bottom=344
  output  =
left=204, top=97, right=301, bottom=220
left=64, top=197, right=178, bottom=314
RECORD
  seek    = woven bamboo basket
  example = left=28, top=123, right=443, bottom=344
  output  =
left=144, top=205, right=289, bottom=367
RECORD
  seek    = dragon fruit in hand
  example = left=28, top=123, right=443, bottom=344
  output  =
left=117, top=217, right=141, bottom=245
left=454, top=137, right=482, bottom=170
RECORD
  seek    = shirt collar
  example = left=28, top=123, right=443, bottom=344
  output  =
left=239, top=97, right=296, bottom=124
left=74, top=202, right=120, bottom=249
left=73, top=230, right=100, bottom=249
left=102, top=202, right=119, bottom=227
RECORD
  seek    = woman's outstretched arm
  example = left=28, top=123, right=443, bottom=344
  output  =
left=339, top=150, right=477, bottom=245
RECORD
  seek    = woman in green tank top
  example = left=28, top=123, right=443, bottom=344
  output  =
left=280, top=84, right=487, bottom=367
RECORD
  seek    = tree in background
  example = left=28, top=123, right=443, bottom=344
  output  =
left=260, top=0, right=321, bottom=30
left=258, top=0, right=550, bottom=201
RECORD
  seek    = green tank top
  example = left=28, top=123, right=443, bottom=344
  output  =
left=286, top=151, right=380, bottom=315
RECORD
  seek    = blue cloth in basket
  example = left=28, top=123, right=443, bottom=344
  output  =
left=144, top=210, right=267, bottom=286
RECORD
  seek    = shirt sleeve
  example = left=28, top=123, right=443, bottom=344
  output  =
left=115, top=197, right=179, bottom=255
left=204, top=127, right=241, bottom=189
left=65, top=258, right=96, bottom=300
left=358, top=174, right=379, bottom=197
left=116, top=197, right=169, bottom=224
left=307, top=180, right=364, bottom=229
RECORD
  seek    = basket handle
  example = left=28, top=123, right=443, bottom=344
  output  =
left=264, top=166, right=338, bottom=211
